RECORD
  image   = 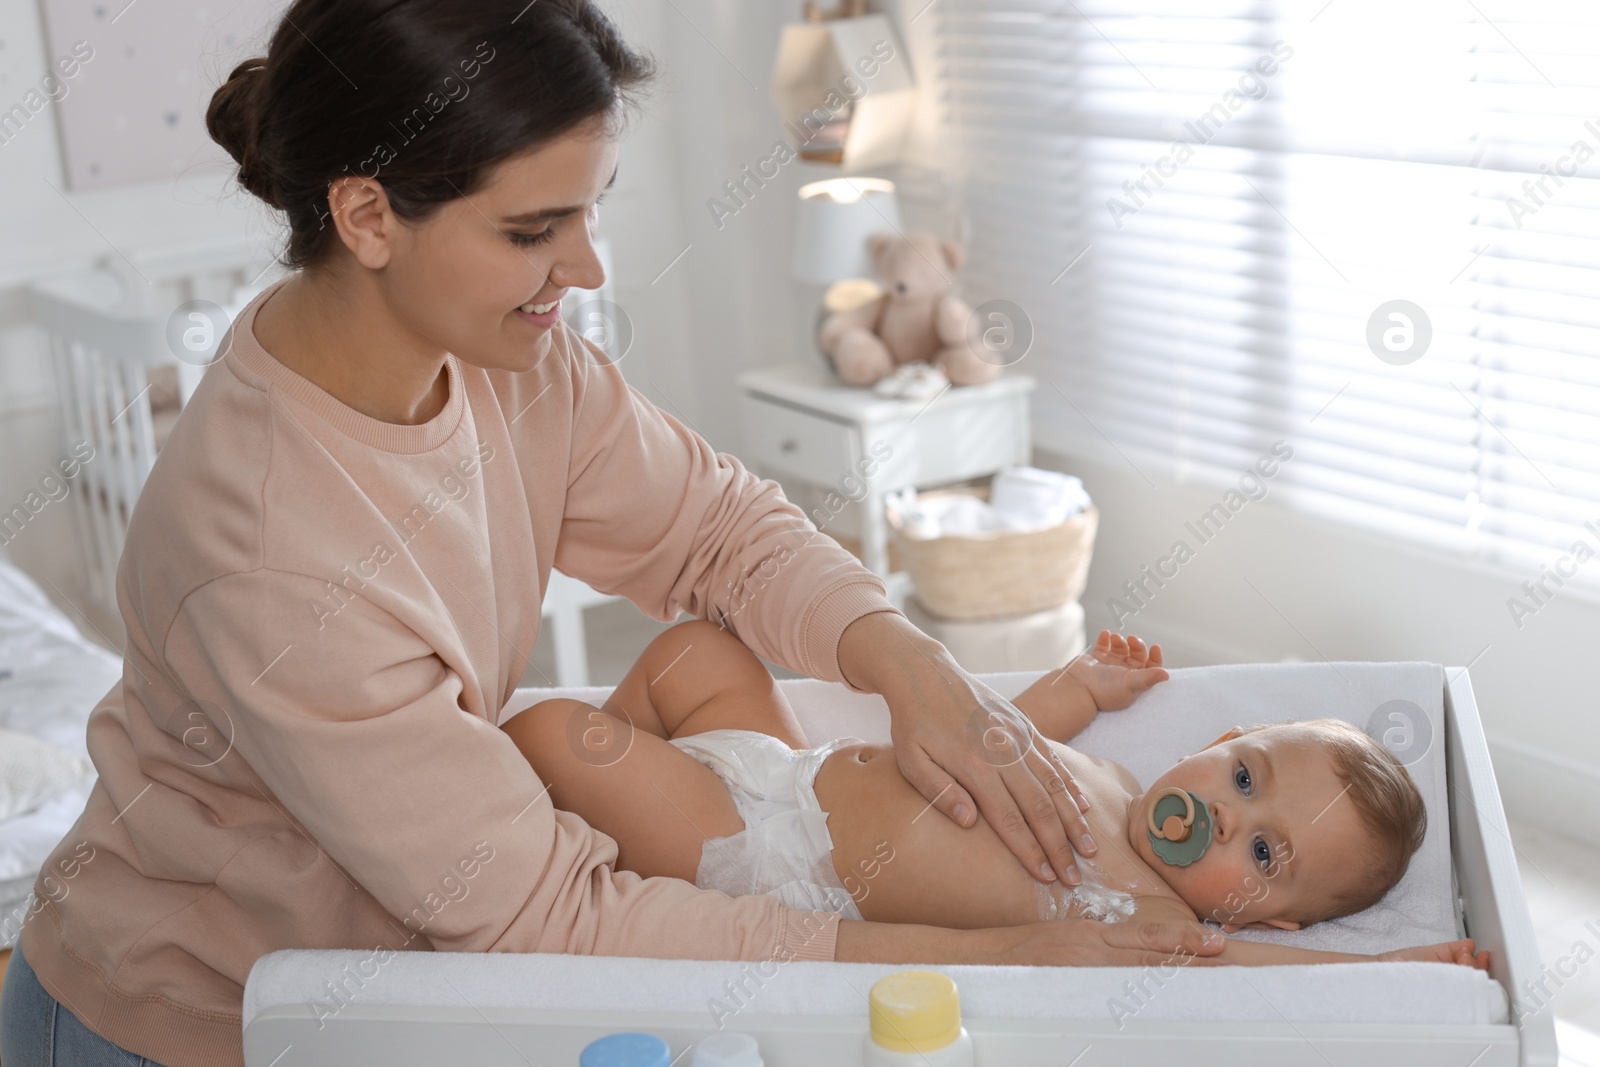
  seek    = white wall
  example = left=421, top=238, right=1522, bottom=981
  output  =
left=0, top=0, right=278, bottom=628
left=606, top=0, right=954, bottom=452
left=618, top=1, right=848, bottom=450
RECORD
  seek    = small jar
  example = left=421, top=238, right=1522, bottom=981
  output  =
left=691, top=1030, right=764, bottom=1066
left=863, top=970, right=974, bottom=1066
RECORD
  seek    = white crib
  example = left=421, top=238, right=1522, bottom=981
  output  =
left=27, top=238, right=281, bottom=616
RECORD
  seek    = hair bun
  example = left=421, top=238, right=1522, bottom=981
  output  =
left=206, top=57, right=281, bottom=209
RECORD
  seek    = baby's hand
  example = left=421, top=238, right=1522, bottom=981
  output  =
left=1065, top=630, right=1169, bottom=712
left=1379, top=939, right=1491, bottom=969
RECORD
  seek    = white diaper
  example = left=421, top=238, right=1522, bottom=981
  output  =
left=668, top=728, right=865, bottom=921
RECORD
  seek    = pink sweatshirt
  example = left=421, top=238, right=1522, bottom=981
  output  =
left=22, top=277, right=902, bottom=1067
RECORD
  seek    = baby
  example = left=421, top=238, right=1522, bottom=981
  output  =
left=503, top=620, right=1488, bottom=968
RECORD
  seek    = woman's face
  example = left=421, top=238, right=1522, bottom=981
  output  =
left=380, top=116, right=619, bottom=374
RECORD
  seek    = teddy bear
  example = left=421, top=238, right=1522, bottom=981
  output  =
left=817, top=230, right=1001, bottom=389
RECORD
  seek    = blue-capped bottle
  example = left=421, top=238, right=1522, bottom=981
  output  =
left=580, top=1032, right=671, bottom=1067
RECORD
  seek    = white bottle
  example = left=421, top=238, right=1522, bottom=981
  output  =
left=863, top=970, right=975, bottom=1067
left=690, top=1031, right=763, bottom=1067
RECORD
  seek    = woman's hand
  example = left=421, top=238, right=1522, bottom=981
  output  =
left=833, top=913, right=1229, bottom=967
left=837, top=611, right=1095, bottom=886
left=976, top=917, right=1228, bottom=967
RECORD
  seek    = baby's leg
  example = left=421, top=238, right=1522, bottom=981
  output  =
left=499, top=620, right=806, bottom=881
left=502, top=697, right=742, bottom=882
left=606, top=619, right=809, bottom=748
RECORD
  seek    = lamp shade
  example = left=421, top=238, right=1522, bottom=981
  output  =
left=791, top=177, right=902, bottom=284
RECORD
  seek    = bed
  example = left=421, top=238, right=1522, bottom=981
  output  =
left=243, top=659, right=1558, bottom=1066
left=0, top=559, right=118, bottom=952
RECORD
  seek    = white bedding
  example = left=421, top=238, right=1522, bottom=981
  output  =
left=0, top=559, right=116, bottom=946
left=245, top=661, right=1504, bottom=1031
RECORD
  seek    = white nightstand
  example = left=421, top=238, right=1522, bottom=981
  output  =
left=737, top=363, right=1036, bottom=606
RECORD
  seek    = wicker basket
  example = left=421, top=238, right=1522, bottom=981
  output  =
left=887, top=485, right=1098, bottom=621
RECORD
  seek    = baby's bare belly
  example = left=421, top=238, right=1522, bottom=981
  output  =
left=812, top=740, right=1170, bottom=928
left=812, top=741, right=1096, bottom=928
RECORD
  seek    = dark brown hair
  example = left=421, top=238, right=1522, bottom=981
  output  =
left=206, top=0, right=654, bottom=271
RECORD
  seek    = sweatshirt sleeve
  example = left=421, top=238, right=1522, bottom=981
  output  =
left=551, top=331, right=903, bottom=691
left=162, top=569, right=841, bottom=963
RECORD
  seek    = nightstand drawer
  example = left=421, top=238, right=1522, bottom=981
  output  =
left=872, top=393, right=1031, bottom=487
left=741, top=396, right=855, bottom=482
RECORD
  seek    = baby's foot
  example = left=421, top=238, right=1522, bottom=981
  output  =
left=1063, top=630, right=1169, bottom=712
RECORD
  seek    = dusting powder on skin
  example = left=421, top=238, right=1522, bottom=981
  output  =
left=1036, top=859, right=1137, bottom=923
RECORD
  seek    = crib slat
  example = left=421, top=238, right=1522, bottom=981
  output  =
left=81, top=344, right=120, bottom=610
left=29, top=243, right=277, bottom=619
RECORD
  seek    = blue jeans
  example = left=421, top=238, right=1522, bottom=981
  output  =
left=1, top=942, right=170, bottom=1066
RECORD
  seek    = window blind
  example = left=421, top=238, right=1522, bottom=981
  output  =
left=934, top=0, right=1600, bottom=585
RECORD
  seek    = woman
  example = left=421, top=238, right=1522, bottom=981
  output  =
left=0, top=3, right=1221, bottom=1064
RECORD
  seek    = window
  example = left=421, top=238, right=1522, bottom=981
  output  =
left=935, top=0, right=1600, bottom=586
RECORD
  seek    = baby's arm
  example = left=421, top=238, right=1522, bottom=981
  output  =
left=1132, top=897, right=1490, bottom=969
left=1014, top=630, right=1168, bottom=743
left=1211, top=935, right=1489, bottom=968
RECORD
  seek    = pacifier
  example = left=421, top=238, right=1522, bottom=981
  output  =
left=1146, top=787, right=1213, bottom=867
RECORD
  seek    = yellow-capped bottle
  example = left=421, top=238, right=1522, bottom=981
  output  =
left=864, top=970, right=975, bottom=1067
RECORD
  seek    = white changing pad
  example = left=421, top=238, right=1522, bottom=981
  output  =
left=245, top=950, right=1508, bottom=1029
left=244, top=662, right=1507, bottom=1033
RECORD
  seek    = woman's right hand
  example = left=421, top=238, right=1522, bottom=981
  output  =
left=835, top=916, right=1227, bottom=968
left=974, top=917, right=1226, bottom=967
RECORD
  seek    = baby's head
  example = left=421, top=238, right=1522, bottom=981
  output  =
left=1125, top=718, right=1426, bottom=931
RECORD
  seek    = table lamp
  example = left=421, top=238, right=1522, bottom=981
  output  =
left=791, top=177, right=902, bottom=286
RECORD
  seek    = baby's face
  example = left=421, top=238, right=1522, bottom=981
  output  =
left=1124, top=727, right=1372, bottom=930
